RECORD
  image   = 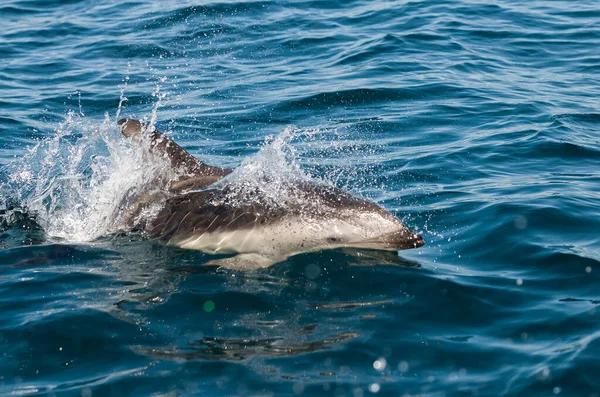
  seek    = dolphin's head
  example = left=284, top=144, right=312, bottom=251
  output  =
left=291, top=187, right=424, bottom=253
left=319, top=212, right=423, bottom=251
left=303, top=210, right=424, bottom=252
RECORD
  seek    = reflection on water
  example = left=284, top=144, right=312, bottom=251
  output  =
left=135, top=332, right=361, bottom=361
left=49, top=236, right=423, bottom=366
left=337, top=248, right=421, bottom=268
left=311, top=299, right=393, bottom=310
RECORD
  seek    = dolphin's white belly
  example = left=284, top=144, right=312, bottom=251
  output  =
left=170, top=222, right=312, bottom=258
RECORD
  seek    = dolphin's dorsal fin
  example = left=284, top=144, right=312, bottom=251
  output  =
left=117, top=119, right=232, bottom=191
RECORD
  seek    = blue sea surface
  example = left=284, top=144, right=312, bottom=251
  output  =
left=1, top=0, right=599, bottom=396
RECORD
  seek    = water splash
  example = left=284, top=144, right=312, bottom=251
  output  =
left=1, top=112, right=173, bottom=242
left=218, top=125, right=384, bottom=210
left=219, top=125, right=326, bottom=209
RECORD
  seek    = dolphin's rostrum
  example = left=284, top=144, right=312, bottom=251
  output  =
left=117, top=119, right=424, bottom=269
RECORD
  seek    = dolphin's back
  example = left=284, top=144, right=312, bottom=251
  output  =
left=147, top=189, right=284, bottom=243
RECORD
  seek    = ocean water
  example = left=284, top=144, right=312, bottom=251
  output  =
left=1, top=0, right=599, bottom=396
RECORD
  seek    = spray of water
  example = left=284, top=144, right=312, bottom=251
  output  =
left=219, top=126, right=328, bottom=209
left=1, top=112, right=174, bottom=242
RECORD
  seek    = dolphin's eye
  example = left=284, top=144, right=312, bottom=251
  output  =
left=327, top=237, right=341, bottom=243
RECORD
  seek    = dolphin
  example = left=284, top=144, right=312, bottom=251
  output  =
left=117, top=119, right=424, bottom=269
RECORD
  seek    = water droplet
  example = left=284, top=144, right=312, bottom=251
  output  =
left=305, top=263, right=321, bottom=280
left=293, top=381, right=305, bottom=394
left=514, top=216, right=527, bottom=229
left=353, top=388, right=364, bottom=397
left=368, top=383, right=380, bottom=393
left=537, top=367, right=551, bottom=380
left=398, top=361, right=409, bottom=373
left=373, top=358, right=386, bottom=371
left=203, top=300, right=215, bottom=312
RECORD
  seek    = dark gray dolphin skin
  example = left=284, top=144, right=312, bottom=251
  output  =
left=118, top=119, right=424, bottom=269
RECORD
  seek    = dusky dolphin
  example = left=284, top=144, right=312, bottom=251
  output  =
left=117, top=119, right=424, bottom=269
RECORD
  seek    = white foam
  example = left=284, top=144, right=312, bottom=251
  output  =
left=3, top=112, right=173, bottom=242
left=218, top=125, right=332, bottom=210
